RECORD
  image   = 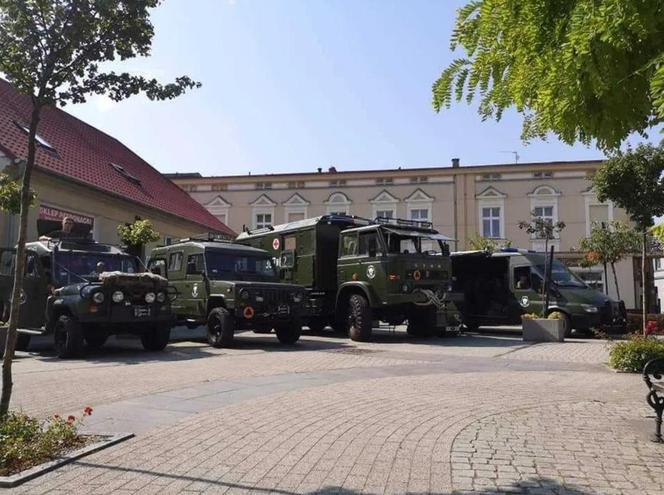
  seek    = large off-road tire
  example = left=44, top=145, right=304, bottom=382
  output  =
left=15, top=333, right=31, bottom=351
left=276, top=320, right=302, bottom=344
left=407, top=309, right=436, bottom=338
left=559, top=312, right=573, bottom=338
left=207, top=307, right=234, bottom=348
left=85, top=331, right=108, bottom=350
left=54, top=314, right=85, bottom=359
left=347, top=294, right=372, bottom=342
left=141, top=325, right=171, bottom=351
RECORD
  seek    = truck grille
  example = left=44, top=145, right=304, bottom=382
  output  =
left=254, top=288, right=290, bottom=307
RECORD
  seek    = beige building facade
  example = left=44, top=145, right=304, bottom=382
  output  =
left=171, top=159, right=644, bottom=309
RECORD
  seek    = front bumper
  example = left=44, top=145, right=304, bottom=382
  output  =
left=78, top=303, right=174, bottom=326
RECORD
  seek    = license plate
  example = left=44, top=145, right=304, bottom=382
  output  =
left=134, top=306, right=151, bottom=318
left=446, top=325, right=457, bottom=332
left=278, top=304, right=290, bottom=315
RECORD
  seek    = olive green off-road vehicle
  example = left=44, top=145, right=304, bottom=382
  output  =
left=0, top=237, right=175, bottom=358
left=148, top=238, right=306, bottom=347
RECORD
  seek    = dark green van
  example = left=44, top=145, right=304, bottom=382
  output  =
left=451, top=248, right=627, bottom=335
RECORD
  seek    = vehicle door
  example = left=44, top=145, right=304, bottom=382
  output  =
left=356, top=230, right=384, bottom=294
left=511, top=264, right=544, bottom=318
left=164, top=251, right=187, bottom=315
left=0, top=249, right=47, bottom=328
left=183, top=253, right=208, bottom=319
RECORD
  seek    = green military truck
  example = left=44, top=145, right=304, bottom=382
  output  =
left=0, top=237, right=175, bottom=358
left=235, top=215, right=461, bottom=341
left=451, top=248, right=627, bottom=335
left=148, top=238, right=306, bottom=347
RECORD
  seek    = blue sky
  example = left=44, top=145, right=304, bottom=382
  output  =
left=66, top=0, right=650, bottom=176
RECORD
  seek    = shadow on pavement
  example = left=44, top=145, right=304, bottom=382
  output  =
left=67, top=460, right=599, bottom=494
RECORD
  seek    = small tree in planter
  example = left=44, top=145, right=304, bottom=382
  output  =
left=518, top=214, right=566, bottom=313
left=117, top=219, right=160, bottom=260
left=578, top=221, right=640, bottom=300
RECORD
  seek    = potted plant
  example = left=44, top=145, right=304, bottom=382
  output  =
left=521, top=311, right=566, bottom=342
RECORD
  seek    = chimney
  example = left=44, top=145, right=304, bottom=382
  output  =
left=451, top=157, right=460, bottom=168
left=317, top=167, right=322, bottom=173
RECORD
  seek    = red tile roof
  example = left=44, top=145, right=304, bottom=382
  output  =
left=0, top=79, right=233, bottom=235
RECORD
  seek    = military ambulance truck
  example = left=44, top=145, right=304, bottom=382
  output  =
left=235, top=215, right=461, bottom=341
left=148, top=238, right=306, bottom=347
left=451, top=248, right=627, bottom=335
left=0, top=237, right=175, bottom=358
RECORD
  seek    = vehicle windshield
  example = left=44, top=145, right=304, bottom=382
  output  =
left=536, top=261, right=587, bottom=288
left=384, top=231, right=443, bottom=255
left=53, top=252, right=139, bottom=285
left=205, top=251, right=278, bottom=281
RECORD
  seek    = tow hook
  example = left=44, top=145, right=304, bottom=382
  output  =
left=413, top=288, right=447, bottom=310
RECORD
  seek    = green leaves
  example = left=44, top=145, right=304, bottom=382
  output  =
left=0, top=0, right=201, bottom=106
left=117, top=219, right=160, bottom=247
left=578, top=221, right=640, bottom=267
left=593, top=143, right=664, bottom=230
left=0, top=174, right=35, bottom=214
left=433, top=0, right=664, bottom=150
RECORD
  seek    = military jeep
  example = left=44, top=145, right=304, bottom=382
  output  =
left=0, top=237, right=176, bottom=358
left=148, top=238, right=306, bottom=347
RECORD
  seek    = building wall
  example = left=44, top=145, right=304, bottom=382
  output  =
left=1, top=169, right=214, bottom=258
left=173, top=159, right=643, bottom=308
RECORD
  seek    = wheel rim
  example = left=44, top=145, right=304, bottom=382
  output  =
left=209, top=315, right=222, bottom=341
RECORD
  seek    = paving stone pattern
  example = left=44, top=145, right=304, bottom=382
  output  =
left=5, top=331, right=662, bottom=494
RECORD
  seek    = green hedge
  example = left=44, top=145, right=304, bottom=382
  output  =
left=608, top=336, right=664, bottom=372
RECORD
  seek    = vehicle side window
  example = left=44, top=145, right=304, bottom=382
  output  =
left=168, top=252, right=183, bottom=272
left=148, top=258, right=166, bottom=277
left=514, top=266, right=531, bottom=290
left=186, top=254, right=204, bottom=274
left=358, top=232, right=378, bottom=258
left=340, top=234, right=357, bottom=257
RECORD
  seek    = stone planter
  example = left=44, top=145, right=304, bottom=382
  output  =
left=522, top=318, right=565, bottom=342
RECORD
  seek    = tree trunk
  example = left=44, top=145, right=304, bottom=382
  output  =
left=642, top=230, right=647, bottom=337
left=610, top=262, right=620, bottom=301
left=1, top=102, right=41, bottom=417
left=603, top=262, right=609, bottom=295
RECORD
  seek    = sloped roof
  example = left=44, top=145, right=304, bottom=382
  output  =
left=0, top=79, right=233, bottom=235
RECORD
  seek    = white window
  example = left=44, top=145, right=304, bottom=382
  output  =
left=371, top=190, right=399, bottom=220
left=376, top=209, right=394, bottom=219
left=287, top=211, right=305, bottom=222
left=283, top=193, right=309, bottom=223
left=325, top=192, right=351, bottom=215
left=254, top=212, right=272, bottom=229
left=410, top=208, right=429, bottom=222
left=528, top=186, right=561, bottom=241
left=532, top=206, right=554, bottom=231
left=481, top=207, right=502, bottom=238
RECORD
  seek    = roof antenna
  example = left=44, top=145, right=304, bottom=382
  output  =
left=500, top=151, right=520, bottom=164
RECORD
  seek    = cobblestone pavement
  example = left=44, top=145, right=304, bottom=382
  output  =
left=5, top=329, right=661, bottom=494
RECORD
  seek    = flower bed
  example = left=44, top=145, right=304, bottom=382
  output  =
left=0, top=407, right=94, bottom=477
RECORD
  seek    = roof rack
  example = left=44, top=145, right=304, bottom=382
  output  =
left=175, top=232, right=233, bottom=244
left=374, top=216, right=433, bottom=229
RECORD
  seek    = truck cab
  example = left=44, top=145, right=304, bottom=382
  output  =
left=451, top=248, right=627, bottom=335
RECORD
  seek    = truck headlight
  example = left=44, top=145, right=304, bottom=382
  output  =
left=145, top=292, right=156, bottom=304
left=581, top=304, right=599, bottom=313
left=92, top=292, right=105, bottom=304
left=112, top=291, right=124, bottom=303
left=156, top=291, right=166, bottom=303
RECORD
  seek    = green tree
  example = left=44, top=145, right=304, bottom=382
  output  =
left=0, top=0, right=200, bottom=417
left=593, top=143, right=664, bottom=334
left=467, top=235, right=511, bottom=253
left=433, top=0, right=664, bottom=150
left=117, top=218, right=160, bottom=259
left=578, top=221, right=640, bottom=300
left=518, top=214, right=566, bottom=314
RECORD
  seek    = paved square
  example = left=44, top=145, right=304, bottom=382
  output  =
left=5, top=328, right=662, bottom=494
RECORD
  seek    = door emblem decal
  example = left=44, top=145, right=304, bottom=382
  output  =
left=192, top=284, right=199, bottom=297
left=367, top=265, right=376, bottom=279
left=520, top=295, right=529, bottom=307
left=272, top=238, right=280, bottom=250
